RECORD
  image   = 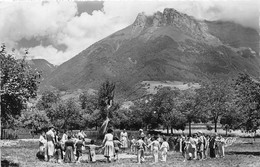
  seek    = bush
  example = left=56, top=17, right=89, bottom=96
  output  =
left=206, top=125, right=213, bottom=131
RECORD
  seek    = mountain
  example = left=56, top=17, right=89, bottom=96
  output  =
left=43, top=8, right=260, bottom=99
left=27, top=59, right=56, bottom=79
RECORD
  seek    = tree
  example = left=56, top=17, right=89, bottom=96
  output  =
left=97, top=80, right=116, bottom=119
left=17, top=107, right=52, bottom=133
left=220, top=108, right=241, bottom=136
left=232, top=73, right=260, bottom=137
left=36, top=90, right=60, bottom=110
left=178, top=88, right=203, bottom=136
left=198, top=77, right=232, bottom=132
left=161, top=108, right=186, bottom=134
left=0, top=44, right=41, bottom=128
left=46, top=98, right=82, bottom=130
left=149, top=87, right=180, bottom=130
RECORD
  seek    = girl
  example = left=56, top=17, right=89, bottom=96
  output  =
left=160, top=137, right=169, bottom=162
left=37, top=131, right=46, bottom=161
left=148, top=136, right=160, bottom=163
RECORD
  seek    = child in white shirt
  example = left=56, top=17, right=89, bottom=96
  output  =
left=160, top=137, right=169, bottom=162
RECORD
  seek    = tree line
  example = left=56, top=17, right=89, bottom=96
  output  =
left=1, top=44, right=260, bottom=136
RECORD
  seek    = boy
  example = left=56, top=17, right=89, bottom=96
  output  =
left=136, top=136, right=146, bottom=164
left=130, top=136, right=137, bottom=153
left=75, top=136, right=84, bottom=163
left=85, top=140, right=102, bottom=163
left=160, top=137, right=169, bottom=162
left=113, top=137, right=122, bottom=161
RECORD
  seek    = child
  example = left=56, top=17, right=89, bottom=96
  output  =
left=136, top=136, right=146, bottom=164
left=160, top=137, right=169, bottom=162
left=130, top=136, right=137, bottom=153
left=75, top=136, right=84, bottom=163
left=148, top=136, right=160, bottom=163
left=113, top=137, right=122, bottom=161
left=55, top=136, right=63, bottom=163
left=85, top=140, right=102, bottom=163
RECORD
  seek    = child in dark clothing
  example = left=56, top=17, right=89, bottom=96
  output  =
left=55, top=136, right=63, bottom=163
left=136, top=137, right=146, bottom=164
left=113, top=136, right=122, bottom=161
left=75, top=136, right=84, bottom=163
left=85, top=139, right=102, bottom=162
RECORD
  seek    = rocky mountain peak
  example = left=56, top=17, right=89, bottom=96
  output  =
left=132, top=8, right=220, bottom=43
left=133, top=12, right=148, bottom=28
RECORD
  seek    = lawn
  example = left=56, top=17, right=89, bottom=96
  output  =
left=1, top=137, right=260, bottom=167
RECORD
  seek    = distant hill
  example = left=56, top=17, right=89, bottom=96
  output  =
left=43, top=8, right=260, bottom=100
left=25, top=59, right=56, bottom=91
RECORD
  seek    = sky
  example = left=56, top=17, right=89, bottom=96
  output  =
left=0, top=0, right=259, bottom=65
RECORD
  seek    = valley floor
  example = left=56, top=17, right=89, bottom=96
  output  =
left=1, top=138, right=260, bottom=167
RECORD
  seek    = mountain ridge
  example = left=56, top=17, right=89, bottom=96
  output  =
left=42, top=8, right=260, bottom=98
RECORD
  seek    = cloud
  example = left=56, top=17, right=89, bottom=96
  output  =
left=0, top=0, right=259, bottom=65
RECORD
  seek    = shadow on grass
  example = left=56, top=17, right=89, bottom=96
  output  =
left=227, top=151, right=260, bottom=156
left=1, top=160, right=19, bottom=167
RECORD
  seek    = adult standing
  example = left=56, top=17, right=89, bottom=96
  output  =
left=102, top=129, right=115, bottom=162
left=45, top=126, right=55, bottom=162
left=120, top=129, right=128, bottom=152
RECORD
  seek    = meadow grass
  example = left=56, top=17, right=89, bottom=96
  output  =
left=1, top=137, right=260, bottom=167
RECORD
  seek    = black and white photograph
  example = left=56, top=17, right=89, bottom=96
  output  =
left=1, top=0, right=260, bottom=166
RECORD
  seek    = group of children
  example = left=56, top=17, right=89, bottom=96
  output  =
left=37, top=127, right=226, bottom=164
left=172, top=131, right=226, bottom=161
left=37, top=127, right=103, bottom=163
left=129, top=134, right=170, bottom=163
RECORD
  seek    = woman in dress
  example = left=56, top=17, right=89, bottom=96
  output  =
left=120, top=129, right=128, bottom=152
left=64, top=136, right=76, bottom=163
left=45, top=127, right=55, bottom=162
left=102, top=129, right=114, bottom=162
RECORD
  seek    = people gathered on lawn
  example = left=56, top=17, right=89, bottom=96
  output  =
left=37, top=127, right=227, bottom=164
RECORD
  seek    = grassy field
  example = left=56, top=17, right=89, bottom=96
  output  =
left=1, top=137, right=260, bottom=167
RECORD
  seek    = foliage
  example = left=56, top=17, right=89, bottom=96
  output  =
left=197, top=77, right=232, bottom=132
left=149, top=87, right=180, bottom=129
left=36, top=90, right=60, bottom=110
left=0, top=44, right=41, bottom=128
left=232, top=73, right=260, bottom=132
left=17, top=108, right=52, bottom=132
left=97, top=80, right=116, bottom=119
left=46, top=98, right=83, bottom=130
left=206, top=124, right=213, bottom=131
